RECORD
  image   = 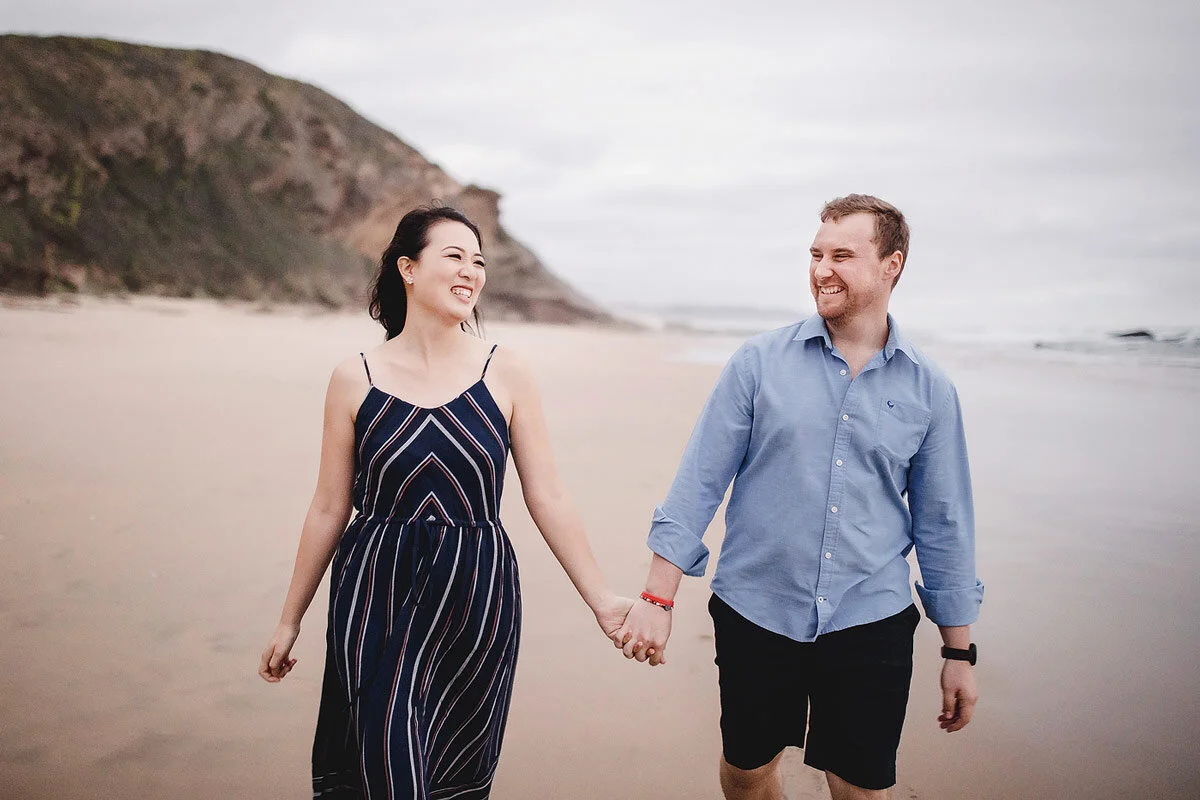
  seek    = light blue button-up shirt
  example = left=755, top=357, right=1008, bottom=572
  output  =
left=648, top=314, right=983, bottom=641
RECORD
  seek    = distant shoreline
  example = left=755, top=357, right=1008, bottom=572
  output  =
left=6, top=292, right=1198, bottom=374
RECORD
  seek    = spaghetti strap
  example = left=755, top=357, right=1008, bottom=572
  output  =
left=480, top=344, right=499, bottom=379
left=359, top=352, right=373, bottom=386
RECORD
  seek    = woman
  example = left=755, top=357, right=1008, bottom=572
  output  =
left=258, top=205, right=633, bottom=799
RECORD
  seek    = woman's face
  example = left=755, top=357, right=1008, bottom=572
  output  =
left=402, top=220, right=486, bottom=324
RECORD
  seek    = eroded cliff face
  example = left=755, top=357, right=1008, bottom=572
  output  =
left=0, top=35, right=609, bottom=323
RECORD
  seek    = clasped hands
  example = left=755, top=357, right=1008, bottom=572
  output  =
left=595, top=594, right=671, bottom=667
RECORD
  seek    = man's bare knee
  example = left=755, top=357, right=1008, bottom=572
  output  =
left=720, top=754, right=783, bottom=798
left=825, top=770, right=891, bottom=800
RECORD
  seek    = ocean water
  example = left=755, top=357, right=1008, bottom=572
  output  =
left=619, top=302, right=1200, bottom=368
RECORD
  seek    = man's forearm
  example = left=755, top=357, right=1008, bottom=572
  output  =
left=643, top=553, right=685, bottom=601
left=938, top=624, right=971, bottom=650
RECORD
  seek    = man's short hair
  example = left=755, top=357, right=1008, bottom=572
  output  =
left=820, top=194, right=910, bottom=287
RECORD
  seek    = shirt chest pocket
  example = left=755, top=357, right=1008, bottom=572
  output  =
left=873, top=397, right=929, bottom=464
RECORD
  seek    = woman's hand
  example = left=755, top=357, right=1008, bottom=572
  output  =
left=258, top=623, right=300, bottom=683
left=592, top=593, right=635, bottom=646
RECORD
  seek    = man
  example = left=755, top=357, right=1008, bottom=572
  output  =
left=618, top=195, right=984, bottom=800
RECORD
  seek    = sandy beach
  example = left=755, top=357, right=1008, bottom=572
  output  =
left=1, top=296, right=1198, bottom=800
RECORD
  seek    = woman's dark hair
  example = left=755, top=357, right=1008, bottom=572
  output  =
left=368, top=205, right=485, bottom=340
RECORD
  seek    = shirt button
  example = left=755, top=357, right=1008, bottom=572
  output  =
left=825, top=552, right=832, bottom=559
left=831, top=506, right=838, bottom=513
left=842, top=414, right=849, bottom=421
left=836, top=459, right=843, bottom=467
left=817, top=596, right=825, bottom=603
left=840, top=369, right=847, bottom=376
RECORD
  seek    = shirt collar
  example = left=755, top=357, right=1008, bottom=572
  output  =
left=885, top=315, right=920, bottom=364
left=794, top=314, right=833, bottom=349
left=793, top=313, right=920, bottom=365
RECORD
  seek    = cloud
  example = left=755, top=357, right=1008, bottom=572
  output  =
left=4, top=0, right=1198, bottom=328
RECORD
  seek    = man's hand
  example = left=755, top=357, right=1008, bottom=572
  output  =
left=615, top=598, right=672, bottom=666
left=938, top=660, right=978, bottom=732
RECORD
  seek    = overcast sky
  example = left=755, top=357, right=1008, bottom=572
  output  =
left=6, top=0, right=1198, bottom=332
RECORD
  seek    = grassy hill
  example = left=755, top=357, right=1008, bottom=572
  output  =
left=0, top=35, right=607, bottom=322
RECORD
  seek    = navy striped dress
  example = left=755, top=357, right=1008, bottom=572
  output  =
left=313, top=345, right=521, bottom=799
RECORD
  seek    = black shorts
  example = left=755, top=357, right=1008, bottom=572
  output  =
left=709, top=594, right=920, bottom=791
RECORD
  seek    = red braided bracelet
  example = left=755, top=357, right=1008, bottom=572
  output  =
left=640, top=591, right=674, bottom=610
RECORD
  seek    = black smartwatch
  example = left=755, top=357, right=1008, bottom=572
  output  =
left=941, top=643, right=977, bottom=665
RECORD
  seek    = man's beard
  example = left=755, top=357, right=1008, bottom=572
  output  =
left=815, top=286, right=878, bottom=322
left=816, top=293, right=855, bottom=321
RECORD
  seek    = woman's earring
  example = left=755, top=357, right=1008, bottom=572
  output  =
left=404, top=276, right=414, bottom=285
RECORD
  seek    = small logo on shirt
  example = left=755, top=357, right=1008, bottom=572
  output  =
left=887, top=400, right=895, bottom=408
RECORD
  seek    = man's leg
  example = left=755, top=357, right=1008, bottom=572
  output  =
left=805, top=605, right=921, bottom=796
left=720, top=752, right=785, bottom=800
left=826, top=770, right=891, bottom=800
left=709, top=595, right=809, bottom=800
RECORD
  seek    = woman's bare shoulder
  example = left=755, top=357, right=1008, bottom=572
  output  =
left=485, top=342, right=530, bottom=373
left=331, top=351, right=372, bottom=384
left=327, top=352, right=374, bottom=413
left=485, top=342, right=538, bottom=389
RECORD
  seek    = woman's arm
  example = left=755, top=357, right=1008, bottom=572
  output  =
left=259, top=359, right=362, bottom=682
left=500, top=349, right=631, bottom=641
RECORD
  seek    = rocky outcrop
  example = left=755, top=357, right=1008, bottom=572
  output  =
left=0, top=35, right=610, bottom=323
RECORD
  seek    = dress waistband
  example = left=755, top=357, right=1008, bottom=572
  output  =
left=354, top=513, right=500, bottom=529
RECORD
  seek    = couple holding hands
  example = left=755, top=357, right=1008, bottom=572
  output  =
left=260, top=194, right=983, bottom=800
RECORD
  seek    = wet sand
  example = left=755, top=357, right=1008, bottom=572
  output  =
left=1, top=296, right=1198, bottom=799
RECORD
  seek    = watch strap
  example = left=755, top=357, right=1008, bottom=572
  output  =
left=941, top=643, right=977, bottom=665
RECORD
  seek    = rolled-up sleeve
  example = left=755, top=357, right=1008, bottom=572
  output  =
left=647, top=346, right=755, bottom=577
left=909, top=382, right=984, bottom=625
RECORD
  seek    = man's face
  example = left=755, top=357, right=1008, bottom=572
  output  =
left=808, top=212, right=900, bottom=323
